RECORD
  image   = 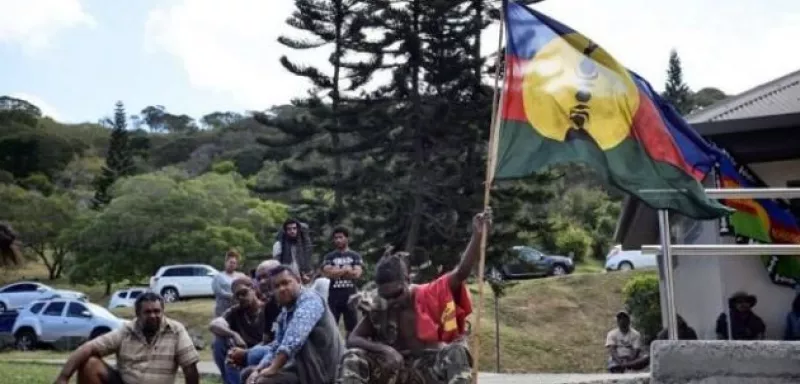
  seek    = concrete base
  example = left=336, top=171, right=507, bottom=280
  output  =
left=651, top=340, right=800, bottom=384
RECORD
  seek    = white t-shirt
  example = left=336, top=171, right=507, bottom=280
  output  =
left=605, top=328, right=642, bottom=358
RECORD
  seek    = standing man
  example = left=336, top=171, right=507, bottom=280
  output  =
left=272, top=219, right=314, bottom=283
left=337, top=209, right=491, bottom=384
left=54, top=292, right=200, bottom=384
left=321, top=227, right=363, bottom=334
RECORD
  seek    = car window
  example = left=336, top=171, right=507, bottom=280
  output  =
left=129, top=290, right=143, bottom=299
left=42, top=301, right=66, bottom=316
left=193, top=267, right=212, bottom=276
left=66, top=302, right=90, bottom=318
left=1, top=283, right=39, bottom=293
left=520, top=250, right=542, bottom=262
left=29, top=302, right=45, bottom=314
left=162, top=267, right=195, bottom=277
left=116, top=291, right=127, bottom=299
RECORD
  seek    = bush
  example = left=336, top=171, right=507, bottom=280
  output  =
left=554, top=223, right=592, bottom=262
left=622, top=273, right=661, bottom=343
left=211, top=160, right=237, bottom=175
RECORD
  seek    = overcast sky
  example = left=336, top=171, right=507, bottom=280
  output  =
left=2, top=0, right=799, bottom=123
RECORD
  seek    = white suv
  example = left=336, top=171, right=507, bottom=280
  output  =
left=149, top=264, right=218, bottom=303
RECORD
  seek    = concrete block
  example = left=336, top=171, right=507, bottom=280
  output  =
left=651, top=340, right=800, bottom=384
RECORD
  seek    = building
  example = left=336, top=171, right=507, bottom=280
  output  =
left=615, top=69, right=800, bottom=339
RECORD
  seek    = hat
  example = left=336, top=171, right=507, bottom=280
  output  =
left=616, top=310, right=630, bottom=319
left=729, top=291, right=757, bottom=308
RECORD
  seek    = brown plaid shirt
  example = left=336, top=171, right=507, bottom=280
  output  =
left=87, top=317, right=199, bottom=384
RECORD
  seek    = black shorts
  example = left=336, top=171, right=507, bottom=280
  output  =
left=102, top=360, right=125, bottom=384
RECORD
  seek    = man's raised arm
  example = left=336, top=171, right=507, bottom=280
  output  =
left=451, top=208, right=492, bottom=290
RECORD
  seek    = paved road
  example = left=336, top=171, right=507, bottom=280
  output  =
left=10, top=359, right=649, bottom=384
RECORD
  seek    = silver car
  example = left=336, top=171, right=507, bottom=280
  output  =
left=0, top=281, right=86, bottom=312
left=12, top=297, right=125, bottom=350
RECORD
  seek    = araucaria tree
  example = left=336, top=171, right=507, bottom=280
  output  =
left=92, top=101, right=135, bottom=208
left=662, top=50, right=694, bottom=115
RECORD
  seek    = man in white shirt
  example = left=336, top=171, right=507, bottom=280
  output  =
left=605, top=311, right=648, bottom=373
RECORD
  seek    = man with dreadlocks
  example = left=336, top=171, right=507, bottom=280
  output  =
left=337, top=209, right=492, bottom=384
left=0, top=222, right=22, bottom=266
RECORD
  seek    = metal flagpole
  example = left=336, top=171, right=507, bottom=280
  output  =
left=657, top=210, right=679, bottom=340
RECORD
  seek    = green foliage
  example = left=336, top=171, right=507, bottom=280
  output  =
left=65, top=171, right=288, bottom=286
left=211, top=160, right=237, bottom=174
left=622, top=274, right=662, bottom=343
left=0, top=169, right=13, bottom=184
left=692, top=87, right=727, bottom=110
left=0, top=184, right=78, bottom=279
left=92, top=102, right=135, bottom=209
left=553, top=223, right=592, bottom=262
left=662, top=50, right=694, bottom=115
left=18, top=173, right=54, bottom=196
left=552, top=187, right=621, bottom=260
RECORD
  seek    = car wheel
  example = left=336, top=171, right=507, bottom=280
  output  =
left=15, top=329, right=37, bottom=351
left=90, top=327, right=111, bottom=340
left=0, top=302, right=6, bottom=313
left=552, top=264, right=567, bottom=276
left=618, top=261, right=634, bottom=271
left=161, top=287, right=179, bottom=303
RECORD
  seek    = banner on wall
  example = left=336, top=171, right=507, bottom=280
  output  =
left=715, top=149, right=800, bottom=287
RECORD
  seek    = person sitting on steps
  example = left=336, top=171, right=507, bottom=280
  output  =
left=337, top=208, right=492, bottom=384
left=606, top=310, right=648, bottom=373
left=54, top=292, right=200, bottom=384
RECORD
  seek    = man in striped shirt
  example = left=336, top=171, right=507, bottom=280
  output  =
left=55, top=292, right=200, bottom=384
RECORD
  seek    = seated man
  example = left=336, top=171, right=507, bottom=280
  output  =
left=54, top=292, right=200, bottom=384
left=225, top=261, right=284, bottom=379
left=337, top=209, right=491, bottom=384
left=243, top=265, right=344, bottom=384
left=606, top=311, right=648, bottom=374
left=716, top=291, right=766, bottom=340
left=655, top=314, right=698, bottom=341
left=210, top=276, right=269, bottom=384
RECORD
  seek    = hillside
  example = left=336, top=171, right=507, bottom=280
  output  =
left=1, top=262, right=651, bottom=373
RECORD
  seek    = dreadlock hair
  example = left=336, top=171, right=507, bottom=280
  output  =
left=0, top=222, right=21, bottom=266
left=374, top=246, right=410, bottom=285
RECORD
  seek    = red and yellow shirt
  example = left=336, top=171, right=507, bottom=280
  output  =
left=413, top=273, right=472, bottom=343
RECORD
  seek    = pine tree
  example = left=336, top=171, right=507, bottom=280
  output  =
left=662, top=50, right=694, bottom=115
left=253, top=0, right=376, bottom=235
left=92, top=101, right=135, bottom=208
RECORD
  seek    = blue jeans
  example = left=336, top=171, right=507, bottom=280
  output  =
left=213, top=338, right=274, bottom=384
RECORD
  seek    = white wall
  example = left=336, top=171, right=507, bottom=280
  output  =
left=667, top=159, right=800, bottom=340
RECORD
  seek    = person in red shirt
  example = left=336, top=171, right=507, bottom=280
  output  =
left=337, top=209, right=491, bottom=384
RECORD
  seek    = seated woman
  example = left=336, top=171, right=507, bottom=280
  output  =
left=716, top=291, right=766, bottom=340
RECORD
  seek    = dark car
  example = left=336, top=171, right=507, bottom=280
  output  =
left=489, top=246, right=575, bottom=281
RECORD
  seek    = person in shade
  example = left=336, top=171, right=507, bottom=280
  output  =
left=209, top=276, right=267, bottom=384
left=716, top=291, right=766, bottom=340
left=213, top=249, right=247, bottom=317
left=784, top=293, right=800, bottom=340
left=655, top=314, right=698, bottom=341
left=243, top=265, right=343, bottom=384
left=54, top=292, right=200, bottom=384
left=272, top=219, right=314, bottom=283
left=321, top=226, right=363, bottom=335
left=336, top=209, right=492, bottom=384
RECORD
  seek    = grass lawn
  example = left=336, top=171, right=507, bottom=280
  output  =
left=0, top=361, right=222, bottom=384
left=1, top=260, right=650, bottom=373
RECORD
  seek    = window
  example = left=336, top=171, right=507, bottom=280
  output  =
left=66, top=302, right=90, bottom=318
left=193, top=267, right=213, bottom=276
left=42, top=302, right=66, bottom=316
left=518, top=247, right=543, bottom=263
left=162, top=267, right=193, bottom=277
left=0, top=283, right=39, bottom=293
left=116, top=291, right=128, bottom=299
left=129, top=290, right=143, bottom=299
left=29, top=302, right=45, bottom=314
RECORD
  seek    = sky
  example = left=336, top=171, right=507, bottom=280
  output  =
left=1, top=0, right=799, bottom=124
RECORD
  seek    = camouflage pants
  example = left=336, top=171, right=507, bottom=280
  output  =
left=336, top=343, right=472, bottom=384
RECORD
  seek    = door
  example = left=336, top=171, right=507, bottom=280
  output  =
left=520, top=249, right=548, bottom=276
left=62, top=302, right=94, bottom=338
left=192, top=267, right=215, bottom=297
left=39, top=301, right=67, bottom=342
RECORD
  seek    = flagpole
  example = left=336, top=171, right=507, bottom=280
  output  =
left=472, top=4, right=506, bottom=382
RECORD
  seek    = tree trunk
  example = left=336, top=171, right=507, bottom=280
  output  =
left=105, top=281, right=112, bottom=296
left=404, top=0, right=424, bottom=255
left=495, top=293, right=501, bottom=373
left=331, top=0, right=345, bottom=221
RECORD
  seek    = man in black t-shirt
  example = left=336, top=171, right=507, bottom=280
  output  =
left=321, top=226, right=363, bottom=334
left=209, top=276, right=266, bottom=384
